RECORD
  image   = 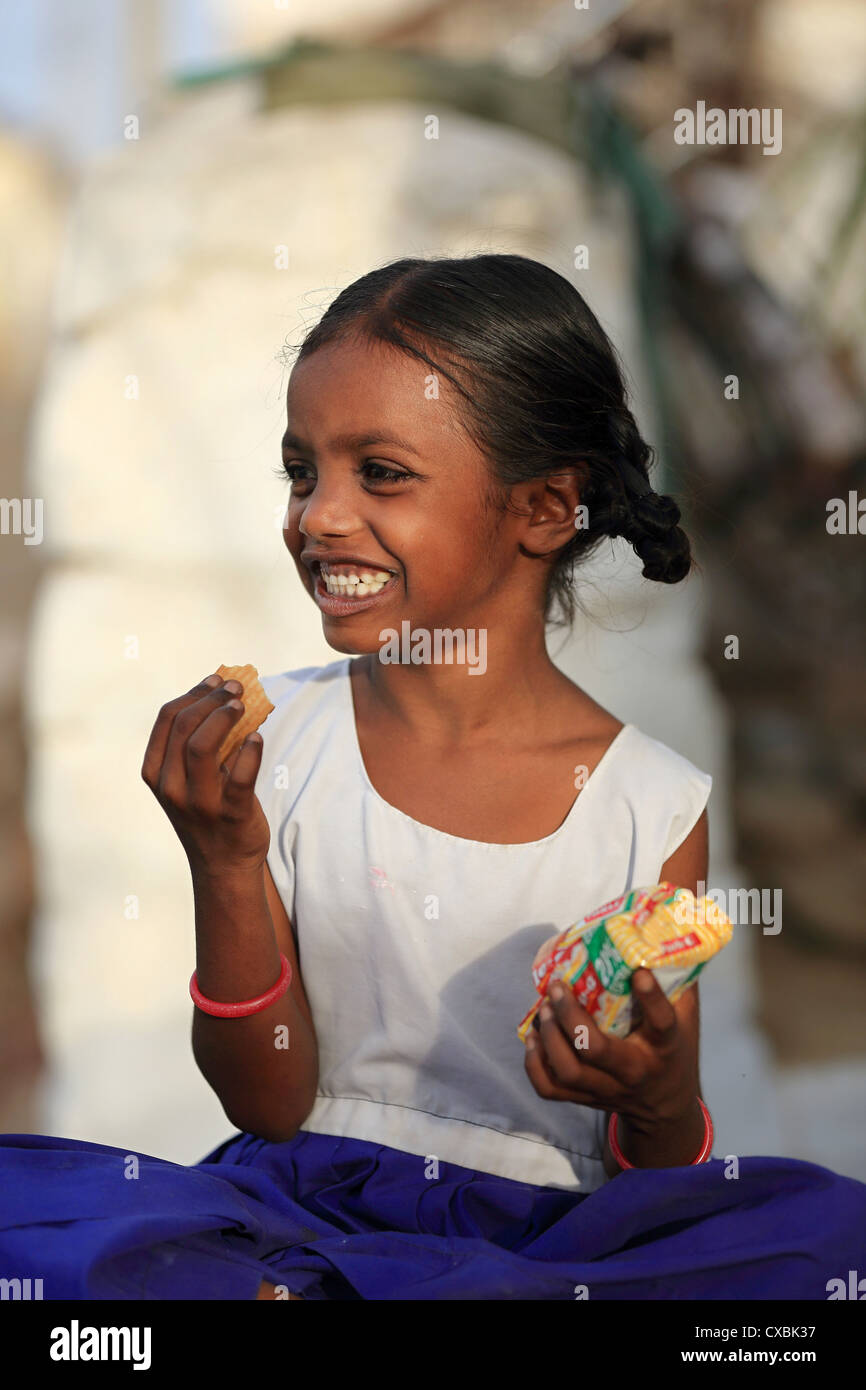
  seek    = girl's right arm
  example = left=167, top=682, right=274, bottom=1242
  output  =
left=189, top=859, right=318, bottom=1141
left=141, top=673, right=318, bottom=1142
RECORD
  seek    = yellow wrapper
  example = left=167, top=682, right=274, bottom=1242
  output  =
left=517, top=883, right=732, bottom=1040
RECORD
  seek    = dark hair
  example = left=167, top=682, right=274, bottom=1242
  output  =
left=286, top=253, right=693, bottom=627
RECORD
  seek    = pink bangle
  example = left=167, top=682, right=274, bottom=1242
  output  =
left=608, top=1096, right=713, bottom=1170
left=189, top=953, right=292, bottom=1018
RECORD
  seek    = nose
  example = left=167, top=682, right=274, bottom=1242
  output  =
left=296, top=470, right=362, bottom=540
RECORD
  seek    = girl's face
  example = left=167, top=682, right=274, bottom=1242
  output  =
left=280, top=334, right=532, bottom=653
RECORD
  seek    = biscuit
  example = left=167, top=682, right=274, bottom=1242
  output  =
left=214, top=663, right=275, bottom=766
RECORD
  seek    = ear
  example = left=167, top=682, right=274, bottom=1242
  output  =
left=511, top=468, right=585, bottom=559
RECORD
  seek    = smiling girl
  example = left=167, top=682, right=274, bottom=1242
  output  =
left=1, top=254, right=864, bottom=1300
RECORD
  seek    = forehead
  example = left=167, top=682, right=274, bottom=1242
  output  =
left=285, top=335, right=467, bottom=445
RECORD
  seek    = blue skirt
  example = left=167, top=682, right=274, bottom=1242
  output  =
left=0, top=1127, right=863, bottom=1300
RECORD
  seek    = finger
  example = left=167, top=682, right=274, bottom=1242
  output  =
left=222, top=733, right=264, bottom=803
left=536, top=998, right=621, bottom=1104
left=219, top=738, right=248, bottom=779
left=525, top=1030, right=619, bottom=1108
left=141, top=674, right=222, bottom=786
left=544, top=984, right=624, bottom=1079
left=542, top=983, right=649, bottom=1092
left=523, top=1032, right=581, bottom=1102
left=631, top=969, right=678, bottom=1047
left=536, top=997, right=586, bottom=1087
left=160, top=685, right=242, bottom=803
left=182, top=693, right=251, bottom=801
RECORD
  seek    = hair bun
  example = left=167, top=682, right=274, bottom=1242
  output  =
left=627, top=492, right=691, bottom=582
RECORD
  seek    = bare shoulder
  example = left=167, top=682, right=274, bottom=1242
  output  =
left=660, top=809, right=709, bottom=895
left=551, top=670, right=625, bottom=745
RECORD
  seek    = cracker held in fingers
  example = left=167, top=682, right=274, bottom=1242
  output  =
left=214, top=663, right=275, bottom=767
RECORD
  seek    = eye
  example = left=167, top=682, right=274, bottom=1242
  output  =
left=361, top=460, right=412, bottom=484
left=272, top=460, right=414, bottom=486
left=273, top=461, right=312, bottom=483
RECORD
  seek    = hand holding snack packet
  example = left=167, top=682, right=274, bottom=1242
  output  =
left=521, top=884, right=732, bottom=1135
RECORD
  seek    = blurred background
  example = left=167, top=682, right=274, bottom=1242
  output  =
left=1, top=0, right=864, bottom=1179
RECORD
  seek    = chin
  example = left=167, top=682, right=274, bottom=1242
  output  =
left=322, top=632, right=372, bottom=656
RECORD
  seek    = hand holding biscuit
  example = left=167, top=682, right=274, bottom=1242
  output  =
left=141, top=666, right=274, bottom=876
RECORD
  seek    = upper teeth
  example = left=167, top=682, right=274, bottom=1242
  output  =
left=320, top=563, right=393, bottom=597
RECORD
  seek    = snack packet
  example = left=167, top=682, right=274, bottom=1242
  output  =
left=517, top=883, right=732, bottom=1041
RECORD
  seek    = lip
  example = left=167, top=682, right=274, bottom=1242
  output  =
left=313, top=568, right=399, bottom=616
left=301, top=551, right=398, bottom=575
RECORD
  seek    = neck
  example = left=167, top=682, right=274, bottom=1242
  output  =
left=354, top=621, right=566, bottom=744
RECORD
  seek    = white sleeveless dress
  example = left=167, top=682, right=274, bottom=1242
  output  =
left=255, top=656, right=712, bottom=1194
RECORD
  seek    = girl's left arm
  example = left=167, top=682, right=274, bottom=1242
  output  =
left=601, top=808, right=709, bottom=1175
left=524, top=809, right=712, bottom=1175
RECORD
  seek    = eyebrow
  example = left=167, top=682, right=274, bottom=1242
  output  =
left=281, top=429, right=423, bottom=458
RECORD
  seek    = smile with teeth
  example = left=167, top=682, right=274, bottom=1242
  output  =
left=318, top=562, right=395, bottom=598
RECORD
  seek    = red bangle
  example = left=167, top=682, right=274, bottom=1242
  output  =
left=608, top=1096, right=713, bottom=1170
left=189, top=953, right=292, bottom=1018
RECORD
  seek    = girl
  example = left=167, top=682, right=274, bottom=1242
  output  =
left=1, top=254, right=864, bottom=1300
